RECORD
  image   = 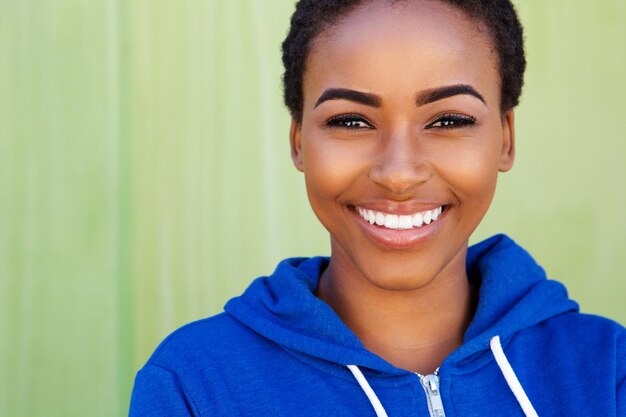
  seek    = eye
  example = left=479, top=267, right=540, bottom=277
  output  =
left=426, top=113, right=476, bottom=129
left=326, top=114, right=374, bottom=130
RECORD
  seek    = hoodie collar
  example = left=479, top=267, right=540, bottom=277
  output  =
left=465, top=234, right=578, bottom=340
left=225, top=256, right=403, bottom=374
left=225, top=235, right=578, bottom=374
left=444, top=235, right=579, bottom=367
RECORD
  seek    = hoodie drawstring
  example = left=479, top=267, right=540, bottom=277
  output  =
left=347, top=365, right=389, bottom=417
left=348, top=336, right=538, bottom=417
left=490, top=335, right=539, bottom=417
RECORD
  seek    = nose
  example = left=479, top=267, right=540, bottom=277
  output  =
left=368, top=130, right=431, bottom=195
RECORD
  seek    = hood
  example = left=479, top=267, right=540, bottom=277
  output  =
left=224, top=234, right=578, bottom=375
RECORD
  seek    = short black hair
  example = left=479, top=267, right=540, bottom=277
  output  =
left=281, top=0, right=526, bottom=120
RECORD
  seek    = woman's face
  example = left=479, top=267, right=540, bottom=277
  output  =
left=291, top=0, right=515, bottom=290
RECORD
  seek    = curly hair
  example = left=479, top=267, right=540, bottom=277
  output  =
left=281, top=0, right=526, bottom=120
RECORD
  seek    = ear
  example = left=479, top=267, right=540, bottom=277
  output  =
left=290, top=118, right=304, bottom=172
left=498, top=110, right=516, bottom=172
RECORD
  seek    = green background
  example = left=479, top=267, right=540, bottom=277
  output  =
left=1, top=1, right=625, bottom=416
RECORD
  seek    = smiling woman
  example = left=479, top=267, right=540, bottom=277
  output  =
left=129, top=1, right=626, bottom=416
left=291, top=1, right=513, bottom=304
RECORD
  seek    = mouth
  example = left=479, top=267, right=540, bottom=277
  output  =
left=355, top=206, right=444, bottom=230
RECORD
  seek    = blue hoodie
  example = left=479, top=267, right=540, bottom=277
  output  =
left=129, top=235, right=626, bottom=416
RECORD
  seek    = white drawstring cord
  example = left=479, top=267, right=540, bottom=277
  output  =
left=347, top=365, right=389, bottom=417
left=349, top=337, right=537, bottom=417
left=490, top=335, right=539, bottom=417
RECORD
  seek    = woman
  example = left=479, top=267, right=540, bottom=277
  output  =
left=130, top=1, right=626, bottom=416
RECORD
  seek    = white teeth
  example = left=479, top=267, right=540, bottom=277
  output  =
left=356, top=206, right=444, bottom=230
left=398, top=215, right=413, bottom=230
left=412, top=212, right=423, bottom=227
left=384, top=214, right=399, bottom=229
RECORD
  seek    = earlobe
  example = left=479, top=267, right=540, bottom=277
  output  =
left=290, top=118, right=304, bottom=172
left=499, top=111, right=516, bottom=172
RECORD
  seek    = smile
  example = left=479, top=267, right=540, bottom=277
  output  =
left=356, top=206, right=444, bottom=230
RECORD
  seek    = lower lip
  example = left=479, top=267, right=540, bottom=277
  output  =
left=352, top=207, right=446, bottom=250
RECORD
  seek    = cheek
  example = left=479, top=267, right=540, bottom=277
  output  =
left=301, top=136, right=371, bottom=206
left=433, top=137, right=502, bottom=205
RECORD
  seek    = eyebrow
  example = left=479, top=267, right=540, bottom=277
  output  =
left=312, top=84, right=486, bottom=110
left=313, top=88, right=381, bottom=109
left=416, top=84, right=486, bottom=106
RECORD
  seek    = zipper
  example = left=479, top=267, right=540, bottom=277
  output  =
left=417, top=370, right=446, bottom=417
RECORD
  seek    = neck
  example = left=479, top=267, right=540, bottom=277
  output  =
left=316, top=249, right=477, bottom=375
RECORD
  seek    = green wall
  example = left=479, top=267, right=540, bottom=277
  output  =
left=1, top=1, right=624, bottom=416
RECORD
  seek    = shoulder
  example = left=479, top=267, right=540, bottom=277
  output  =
left=516, top=311, right=626, bottom=374
left=526, top=311, right=626, bottom=353
left=542, top=313, right=626, bottom=411
left=143, top=312, right=277, bottom=373
left=540, top=311, right=626, bottom=341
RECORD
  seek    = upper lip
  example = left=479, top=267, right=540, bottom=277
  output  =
left=350, top=201, right=447, bottom=215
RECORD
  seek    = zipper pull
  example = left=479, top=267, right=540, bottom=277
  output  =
left=420, top=374, right=446, bottom=417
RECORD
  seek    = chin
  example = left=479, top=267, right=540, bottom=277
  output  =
left=356, top=258, right=443, bottom=292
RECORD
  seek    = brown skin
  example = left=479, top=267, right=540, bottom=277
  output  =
left=290, top=0, right=515, bottom=374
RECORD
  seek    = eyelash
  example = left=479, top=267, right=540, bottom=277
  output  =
left=326, top=114, right=374, bottom=130
left=426, top=113, right=476, bottom=129
left=325, top=112, right=476, bottom=131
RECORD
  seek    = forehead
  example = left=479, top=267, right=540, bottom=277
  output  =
left=303, top=0, right=499, bottom=108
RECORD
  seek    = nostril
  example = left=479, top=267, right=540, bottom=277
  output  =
left=368, top=134, right=431, bottom=193
left=368, top=160, right=431, bottom=194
